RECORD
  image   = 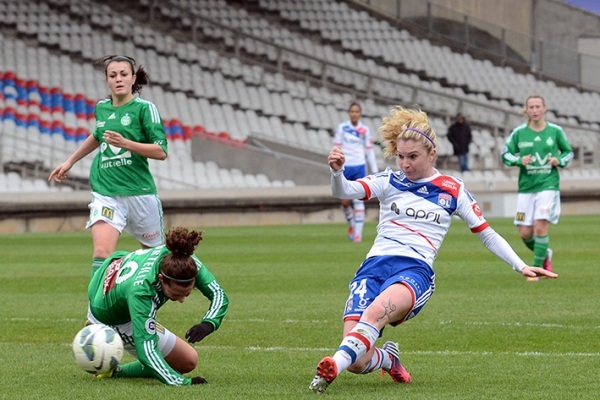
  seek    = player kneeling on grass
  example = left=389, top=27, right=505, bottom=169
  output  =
left=309, top=106, right=558, bottom=394
left=88, top=226, right=229, bottom=386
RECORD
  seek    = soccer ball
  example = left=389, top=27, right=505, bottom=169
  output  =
left=72, top=324, right=124, bottom=374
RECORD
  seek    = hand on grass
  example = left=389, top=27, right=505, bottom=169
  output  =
left=185, top=322, right=214, bottom=343
left=521, top=266, right=558, bottom=279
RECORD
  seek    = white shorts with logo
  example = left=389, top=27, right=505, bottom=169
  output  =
left=86, top=192, right=164, bottom=247
left=87, top=310, right=177, bottom=357
left=514, top=190, right=561, bottom=226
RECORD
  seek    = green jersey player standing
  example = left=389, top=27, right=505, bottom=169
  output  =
left=501, top=94, right=573, bottom=281
left=88, top=227, right=229, bottom=385
left=49, top=55, right=168, bottom=277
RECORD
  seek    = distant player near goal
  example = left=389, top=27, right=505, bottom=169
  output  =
left=333, top=102, right=379, bottom=243
left=501, top=94, right=573, bottom=281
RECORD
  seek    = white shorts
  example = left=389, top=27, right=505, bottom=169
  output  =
left=514, top=191, right=561, bottom=226
left=86, top=192, right=164, bottom=247
left=87, top=310, right=177, bottom=358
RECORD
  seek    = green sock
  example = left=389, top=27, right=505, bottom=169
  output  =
left=533, top=235, right=549, bottom=267
left=117, top=361, right=154, bottom=378
left=522, top=236, right=535, bottom=251
left=91, top=257, right=105, bottom=276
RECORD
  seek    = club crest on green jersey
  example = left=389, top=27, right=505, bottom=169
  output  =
left=120, top=113, right=132, bottom=126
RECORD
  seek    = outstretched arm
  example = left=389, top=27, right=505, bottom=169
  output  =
left=476, top=227, right=558, bottom=279
left=48, top=135, right=100, bottom=183
left=186, top=256, right=229, bottom=343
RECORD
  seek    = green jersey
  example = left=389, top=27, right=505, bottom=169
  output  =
left=90, top=97, right=168, bottom=196
left=501, top=122, right=573, bottom=193
left=88, top=246, right=229, bottom=386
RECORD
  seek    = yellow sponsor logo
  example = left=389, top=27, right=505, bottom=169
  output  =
left=516, top=212, right=525, bottom=221
left=101, top=206, right=114, bottom=220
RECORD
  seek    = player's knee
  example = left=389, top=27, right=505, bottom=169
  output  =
left=93, top=246, right=113, bottom=259
left=178, top=352, right=198, bottom=373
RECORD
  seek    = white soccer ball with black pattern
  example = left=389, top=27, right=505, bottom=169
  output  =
left=72, top=324, right=124, bottom=374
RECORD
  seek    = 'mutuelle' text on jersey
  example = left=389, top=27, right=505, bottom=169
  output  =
left=91, top=97, right=168, bottom=196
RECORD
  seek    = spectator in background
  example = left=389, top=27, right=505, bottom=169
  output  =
left=333, top=102, right=379, bottom=243
left=447, top=113, right=472, bottom=172
left=501, top=94, right=573, bottom=281
left=48, top=55, right=168, bottom=277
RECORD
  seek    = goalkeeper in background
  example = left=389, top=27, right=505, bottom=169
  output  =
left=502, top=94, right=573, bottom=281
left=87, top=227, right=229, bottom=385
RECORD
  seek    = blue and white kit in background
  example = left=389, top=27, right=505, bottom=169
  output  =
left=333, top=120, right=378, bottom=174
left=331, top=167, right=528, bottom=271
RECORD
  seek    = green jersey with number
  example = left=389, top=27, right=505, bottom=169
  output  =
left=90, top=97, right=168, bottom=196
left=501, top=122, right=573, bottom=193
left=88, top=246, right=229, bottom=386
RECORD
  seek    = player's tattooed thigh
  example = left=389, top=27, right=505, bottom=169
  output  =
left=377, top=298, right=397, bottom=322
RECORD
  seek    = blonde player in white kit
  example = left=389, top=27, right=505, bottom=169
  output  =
left=333, top=102, right=379, bottom=242
left=309, top=106, right=557, bottom=395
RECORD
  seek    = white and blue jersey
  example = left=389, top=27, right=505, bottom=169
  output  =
left=333, top=167, right=491, bottom=325
left=333, top=120, right=378, bottom=174
left=359, top=168, right=489, bottom=266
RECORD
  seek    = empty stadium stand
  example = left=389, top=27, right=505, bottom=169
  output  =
left=0, top=0, right=599, bottom=199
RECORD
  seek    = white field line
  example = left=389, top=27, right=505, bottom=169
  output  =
left=240, top=346, right=600, bottom=357
left=3, top=316, right=600, bottom=330
left=1, top=343, right=597, bottom=357
left=2, top=317, right=599, bottom=357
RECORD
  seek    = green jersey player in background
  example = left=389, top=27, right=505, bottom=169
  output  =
left=88, top=227, right=229, bottom=386
left=49, top=55, right=168, bottom=277
left=501, top=94, right=573, bottom=281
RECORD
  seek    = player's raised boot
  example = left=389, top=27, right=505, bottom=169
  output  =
left=309, top=356, right=337, bottom=394
left=382, top=341, right=412, bottom=383
left=543, top=248, right=553, bottom=272
left=347, top=226, right=355, bottom=241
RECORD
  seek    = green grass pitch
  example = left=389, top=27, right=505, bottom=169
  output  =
left=0, top=215, right=598, bottom=399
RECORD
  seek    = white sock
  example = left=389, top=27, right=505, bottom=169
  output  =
left=332, top=321, right=380, bottom=373
left=342, top=205, right=354, bottom=227
left=352, top=200, right=365, bottom=237
left=359, top=347, right=392, bottom=374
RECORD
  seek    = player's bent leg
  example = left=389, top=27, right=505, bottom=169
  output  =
left=360, top=283, right=414, bottom=327
left=164, top=336, right=198, bottom=373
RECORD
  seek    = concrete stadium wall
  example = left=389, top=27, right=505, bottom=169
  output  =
left=190, top=136, right=330, bottom=185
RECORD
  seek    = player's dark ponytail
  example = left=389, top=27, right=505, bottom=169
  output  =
left=160, top=227, right=203, bottom=284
